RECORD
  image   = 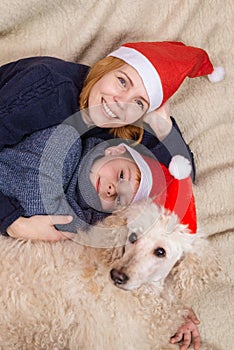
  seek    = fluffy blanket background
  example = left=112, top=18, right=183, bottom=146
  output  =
left=0, top=0, right=233, bottom=348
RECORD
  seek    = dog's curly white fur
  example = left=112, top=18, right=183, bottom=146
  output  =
left=0, top=200, right=220, bottom=349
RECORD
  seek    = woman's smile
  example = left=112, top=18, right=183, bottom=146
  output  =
left=102, top=99, right=118, bottom=119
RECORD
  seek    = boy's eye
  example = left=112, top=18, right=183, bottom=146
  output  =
left=116, top=195, right=121, bottom=207
left=118, top=77, right=126, bottom=87
left=119, top=170, right=124, bottom=180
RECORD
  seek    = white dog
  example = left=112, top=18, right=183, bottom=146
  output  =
left=0, top=200, right=220, bottom=349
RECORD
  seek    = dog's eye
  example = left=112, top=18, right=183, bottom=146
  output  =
left=129, top=232, right=137, bottom=244
left=154, top=247, right=166, bottom=258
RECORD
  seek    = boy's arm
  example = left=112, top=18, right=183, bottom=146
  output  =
left=0, top=192, right=24, bottom=235
left=6, top=215, right=75, bottom=241
left=0, top=125, right=82, bottom=239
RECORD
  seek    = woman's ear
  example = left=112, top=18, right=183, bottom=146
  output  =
left=104, top=145, right=126, bottom=156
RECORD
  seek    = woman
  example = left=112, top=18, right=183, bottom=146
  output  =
left=0, top=41, right=219, bottom=240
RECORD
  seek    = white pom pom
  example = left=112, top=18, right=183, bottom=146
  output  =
left=169, top=155, right=192, bottom=180
left=208, top=66, right=225, bottom=83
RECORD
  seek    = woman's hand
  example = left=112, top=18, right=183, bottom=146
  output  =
left=143, top=101, right=172, bottom=140
left=170, top=309, right=200, bottom=350
left=7, top=215, right=76, bottom=241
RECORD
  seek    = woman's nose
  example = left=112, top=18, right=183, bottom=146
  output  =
left=114, top=91, right=134, bottom=106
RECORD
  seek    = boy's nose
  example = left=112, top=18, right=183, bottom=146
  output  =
left=106, top=183, right=116, bottom=197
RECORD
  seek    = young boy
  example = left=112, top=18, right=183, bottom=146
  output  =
left=0, top=120, right=196, bottom=234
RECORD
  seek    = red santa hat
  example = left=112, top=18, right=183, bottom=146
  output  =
left=121, top=144, right=197, bottom=234
left=109, top=41, right=224, bottom=112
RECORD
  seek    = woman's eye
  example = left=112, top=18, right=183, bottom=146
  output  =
left=135, top=99, right=144, bottom=110
left=118, top=77, right=126, bottom=87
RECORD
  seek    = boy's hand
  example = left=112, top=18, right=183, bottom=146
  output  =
left=7, top=215, right=76, bottom=241
left=170, top=309, right=200, bottom=350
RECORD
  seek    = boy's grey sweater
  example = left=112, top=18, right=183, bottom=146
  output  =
left=0, top=124, right=108, bottom=232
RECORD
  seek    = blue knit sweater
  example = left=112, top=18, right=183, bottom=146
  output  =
left=0, top=121, right=112, bottom=232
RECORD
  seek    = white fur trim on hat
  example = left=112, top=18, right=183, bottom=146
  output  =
left=109, top=46, right=163, bottom=112
left=119, top=144, right=153, bottom=202
left=169, top=155, right=192, bottom=180
left=208, top=66, right=225, bottom=83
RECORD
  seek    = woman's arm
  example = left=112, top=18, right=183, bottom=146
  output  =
left=0, top=56, right=89, bottom=150
left=0, top=57, right=89, bottom=238
left=142, top=102, right=196, bottom=181
left=170, top=308, right=200, bottom=350
left=143, top=101, right=173, bottom=141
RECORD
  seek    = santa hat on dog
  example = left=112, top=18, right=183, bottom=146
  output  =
left=109, top=41, right=224, bottom=112
left=122, top=144, right=197, bottom=234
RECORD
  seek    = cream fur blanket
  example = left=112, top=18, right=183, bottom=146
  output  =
left=0, top=0, right=233, bottom=348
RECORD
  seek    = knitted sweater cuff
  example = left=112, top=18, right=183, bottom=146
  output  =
left=0, top=196, right=24, bottom=235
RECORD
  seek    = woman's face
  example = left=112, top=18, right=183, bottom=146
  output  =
left=87, top=64, right=149, bottom=127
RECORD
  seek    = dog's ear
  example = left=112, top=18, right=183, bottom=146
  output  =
left=102, top=210, right=127, bottom=228
left=77, top=212, right=128, bottom=249
left=166, top=234, right=221, bottom=302
left=100, top=244, right=126, bottom=266
left=121, top=199, right=162, bottom=232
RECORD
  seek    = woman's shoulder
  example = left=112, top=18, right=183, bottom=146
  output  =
left=0, top=56, right=90, bottom=89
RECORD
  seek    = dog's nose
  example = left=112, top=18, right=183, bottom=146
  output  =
left=110, top=268, right=129, bottom=285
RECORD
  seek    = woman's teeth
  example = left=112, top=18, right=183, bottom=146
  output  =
left=102, top=100, right=118, bottom=118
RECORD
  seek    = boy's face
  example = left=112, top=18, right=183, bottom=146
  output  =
left=89, top=145, right=140, bottom=212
